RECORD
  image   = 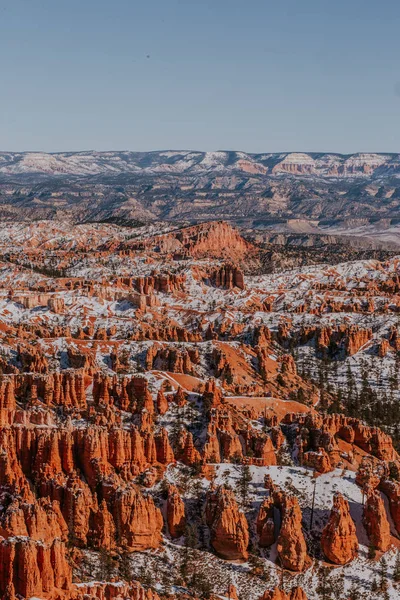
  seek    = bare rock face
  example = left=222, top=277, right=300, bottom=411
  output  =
left=155, top=427, right=175, bottom=464
left=259, top=587, right=307, bottom=600
left=289, top=589, right=308, bottom=600
left=300, top=324, right=373, bottom=358
left=89, top=499, right=116, bottom=550
left=130, top=272, right=186, bottom=295
left=0, top=420, right=176, bottom=496
left=174, top=220, right=254, bottom=261
left=175, top=428, right=201, bottom=466
left=276, top=495, right=308, bottom=571
left=113, top=484, right=163, bottom=550
left=72, top=580, right=162, bottom=600
left=0, top=537, right=72, bottom=599
left=286, top=412, right=398, bottom=463
left=280, top=354, right=297, bottom=375
left=302, top=448, right=332, bottom=474
left=47, top=296, right=65, bottom=314
left=245, top=431, right=277, bottom=466
left=356, top=456, right=382, bottom=490
left=219, top=429, right=244, bottom=462
left=167, top=484, right=186, bottom=538
left=0, top=497, right=68, bottom=543
left=11, top=371, right=87, bottom=410
left=378, top=478, right=400, bottom=536
left=205, top=486, right=249, bottom=560
left=156, top=389, right=169, bottom=414
left=351, top=422, right=396, bottom=461
left=378, top=338, right=390, bottom=357
left=321, top=493, right=358, bottom=564
left=148, top=346, right=195, bottom=374
left=0, top=377, right=16, bottom=425
left=126, top=220, right=255, bottom=262
left=203, top=378, right=223, bottom=409
left=363, top=487, right=391, bottom=552
left=174, top=386, right=187, bottom=407
left=212, top=264, right=245, bottom=290
left=257, top=480, right=308, bottom=571
left=272, top=153, right=316, bottom=175
left=203, top=423, right=222, bottom=463
left=345, top=326, right=373, bottom=356
left=61, top=474, right=94, bottom=546
left=256, top=497, right=275, bottom=547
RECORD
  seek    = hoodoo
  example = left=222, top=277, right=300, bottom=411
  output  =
left=0, top=217, right=397, bottom=599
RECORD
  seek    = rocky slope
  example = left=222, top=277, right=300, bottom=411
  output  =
left=0, top=220, right=400, bottom=599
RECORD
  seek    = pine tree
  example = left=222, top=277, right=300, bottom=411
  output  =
left=180, top=523, right=197, bottom=582
left=237, top=464, right=252, bottom=505
left=368, top=543, right=376, bottom=559
left=316, top=566, right=334, bottom=600
left=119, top=551, right=132, bottom=581
left=191, top=571, right=212, bottom=599
left=97, top=547, right=115, bottom=581
left=160, top=569, right=171, bottom=593
left=330, top=570, right=345, bottom=597
left=184, top=523, right=198, bottom=549
left=394, top=551, right=400, bottom=582
left=138, top=555, right=154, bottom=587
left=379, top=555, right=388, bottom=591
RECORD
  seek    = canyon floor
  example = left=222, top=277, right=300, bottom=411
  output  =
left=1, top=219, right=400, bottom=600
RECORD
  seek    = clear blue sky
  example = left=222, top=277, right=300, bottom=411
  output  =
left=1, top=0, right=400, bottom=153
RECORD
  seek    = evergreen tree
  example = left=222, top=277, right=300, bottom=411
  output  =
left=138, top=554, right=154, bottom=587
left=97, top=547, right=115, bottom=581
left=119, top=552, right=132, bottom=581
left=190, top=571, right=213, bottom=599
left=315, top=566, right=334, bottom=600
left=394, top=551, right=400, bottom=582
left=379, top=555, right=388, bottom=591
left=184, top=522, right=198, bottom=549
left=237, top=464, right=252, bottom=505
left=180, top=523, right=198, bottom=582
left=384, top=590, right=390, bottom=600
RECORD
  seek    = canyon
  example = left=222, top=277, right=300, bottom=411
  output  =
left=0, top=218, right=400, bottom=599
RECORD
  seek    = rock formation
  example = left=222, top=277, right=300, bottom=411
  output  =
left=113, top=484, right=163, bottom=550
left=212, top=264, right=245, bottom=289
left=167, top=484, right=186, bottom=538
left=363, top=487, right=391, bottom=552
left=276, top=495, right=308, bottom=571
left=259, top=587, right=307, bottom=600
left=205, top=486, right=249, bottom=560
left=321, top=493, right=358, bottom=564
left=0, top=218, right=398, bottom=598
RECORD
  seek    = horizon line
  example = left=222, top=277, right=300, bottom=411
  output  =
left=1, top=149, right=399, bottom=157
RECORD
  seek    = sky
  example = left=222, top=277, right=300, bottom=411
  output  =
left=0, top=0, right=400, bottom=154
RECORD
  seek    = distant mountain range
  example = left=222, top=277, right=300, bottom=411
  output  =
left=2, top=150, right=400, bottom=246
left=1, top=150, right=400, bottom=178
